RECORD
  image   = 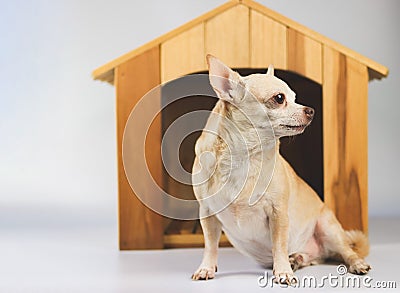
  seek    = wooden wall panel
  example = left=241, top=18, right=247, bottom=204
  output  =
left=250, top=10, right=287, bottom=69
left=323, top=45, right=368, bottom=233
left=115, top=46, right=164, bottom=249
left=205, top=5, right=250, bottom=67
left=161, top=24, right=206, bottom=83
left=287, top=28, right=322, bottom=83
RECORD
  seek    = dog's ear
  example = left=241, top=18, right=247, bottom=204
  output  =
left=206, top=54, right=245, bottom=103
left=266, top=64, right=274, bottom=76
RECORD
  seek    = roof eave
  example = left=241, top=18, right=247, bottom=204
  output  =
left=92, top=0, right=389, bottom=84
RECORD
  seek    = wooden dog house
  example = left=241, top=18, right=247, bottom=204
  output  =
left=93, top=0, right=388, bottom=250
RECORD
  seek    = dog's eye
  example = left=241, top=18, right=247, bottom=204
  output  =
left=274, top=93, right=285, bottom=104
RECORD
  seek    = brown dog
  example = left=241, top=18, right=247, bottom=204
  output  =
left=191, top=55, right=370, bottom=284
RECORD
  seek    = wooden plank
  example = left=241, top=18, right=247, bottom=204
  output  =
left=95, top=70, right=114, bottom=85
left=205, top=4, right=250, bottom=67
left=242, top=0, right=388, bottom=79
left=250, top=9, right=286, bottom=69
left=323, top=45, right=368, bottom=233
left=115, top=46, right=164, bottom=249
left=161, top=23, right=206, bottom=83
left=287, top=28, right=322, bottom=84
left=164, top=220, right=198, bottom=235
left=164, top=234, right=231, bottom=248
left=92, top=1, right=239, bottom=83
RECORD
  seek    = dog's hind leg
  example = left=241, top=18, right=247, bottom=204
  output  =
left=192, top=209, right=222, bottom=280
left=289, top=252, right=322, bottom=272
left=289, top=234, right=323, bottom=272
left=315, top=207, right=371, bottom=275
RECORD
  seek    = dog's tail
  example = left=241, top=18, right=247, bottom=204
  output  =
left=345, top=230, right=370, bottom=258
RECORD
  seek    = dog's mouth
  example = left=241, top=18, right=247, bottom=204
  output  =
left=280, top=124, right=308, bottom=131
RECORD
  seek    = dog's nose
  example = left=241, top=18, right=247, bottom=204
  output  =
left=304, top=107, right=315, bottom=119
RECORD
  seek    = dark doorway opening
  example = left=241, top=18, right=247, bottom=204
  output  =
left=161, top=69, right=323, bottom=238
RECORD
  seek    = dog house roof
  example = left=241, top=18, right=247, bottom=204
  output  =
left=92, top=0, right=388, bottom=84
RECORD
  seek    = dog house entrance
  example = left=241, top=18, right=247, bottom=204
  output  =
left=161, top=69, right=323, bottom=248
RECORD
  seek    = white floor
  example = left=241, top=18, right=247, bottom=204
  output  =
left=1, top=214, right=399, bottom=292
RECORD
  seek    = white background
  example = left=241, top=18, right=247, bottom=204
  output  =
left=0, top=0, right=399, bottom=229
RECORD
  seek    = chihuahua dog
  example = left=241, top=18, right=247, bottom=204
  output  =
left=191, top=55, right=370, bottom=284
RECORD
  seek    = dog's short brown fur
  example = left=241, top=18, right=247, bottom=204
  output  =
left=191, top=55, right=370, bottom=283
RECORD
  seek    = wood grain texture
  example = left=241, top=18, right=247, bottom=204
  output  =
left=161, top=23, right=206, bottom=83
left=287, top=28, right=322, bottom=84
left=164, top=234, right=231, bottom=249
left=115, top=47, right=164, bottom=249
left=93, top=0, right=388, bottom=83
left=242, top=0, right=388, bottom=79
left=250, top=9, right=286, bottom=69
left=92, top=1, right=238, bottom=83
left=323, top=45, right=368, bottom=233
left=205, top=4, right=250, bottom=67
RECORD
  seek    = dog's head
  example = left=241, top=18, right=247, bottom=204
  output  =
left=207, top=55, right=314, bottom=138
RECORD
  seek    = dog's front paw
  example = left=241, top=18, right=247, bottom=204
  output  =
left=191, top=265, right=217, bottom=281
left=273, top=270, right=297, bottom=285
left=349, top=259, right=371, bottom=275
